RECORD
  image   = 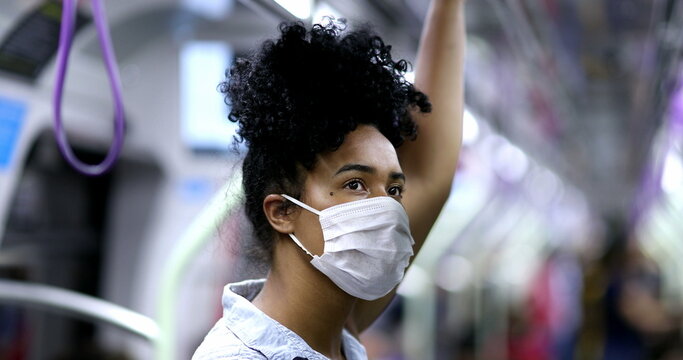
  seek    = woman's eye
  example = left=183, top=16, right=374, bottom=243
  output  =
left=388, top=186, right=403, bottom=197
left=345, top=180, right=366, bottom=191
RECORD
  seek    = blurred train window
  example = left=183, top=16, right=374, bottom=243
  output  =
left=180, top=41, right=236, bottom=153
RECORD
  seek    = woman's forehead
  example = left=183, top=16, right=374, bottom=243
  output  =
left=315, top=125, right=402, bottom=174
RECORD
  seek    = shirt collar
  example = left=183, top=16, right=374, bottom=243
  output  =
left=222, top=279, right=367, bottom=360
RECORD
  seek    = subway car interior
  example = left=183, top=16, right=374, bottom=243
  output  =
left=0, top=0, right=682, bottom=359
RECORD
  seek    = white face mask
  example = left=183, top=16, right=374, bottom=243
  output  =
left=281, top=194, right=415, bottom=301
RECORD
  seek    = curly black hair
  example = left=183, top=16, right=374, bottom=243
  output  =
left=221, top=20, right=431, bottom=261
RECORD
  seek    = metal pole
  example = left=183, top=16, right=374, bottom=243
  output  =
left=0, top=279, right=159, bottom=342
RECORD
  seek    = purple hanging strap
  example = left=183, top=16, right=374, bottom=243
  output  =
left=54, top=0, right=125, bottom=176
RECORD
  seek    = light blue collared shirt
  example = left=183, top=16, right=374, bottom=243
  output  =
left=192, top=279, right=368, bottom=360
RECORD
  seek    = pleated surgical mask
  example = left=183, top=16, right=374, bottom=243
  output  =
left=281, top=194, right=414, bottom=301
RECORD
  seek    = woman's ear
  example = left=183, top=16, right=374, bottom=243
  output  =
left=263, top=194, right=297, bottom=234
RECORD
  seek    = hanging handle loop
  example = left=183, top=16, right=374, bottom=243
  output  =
left=54, top=0, right=125, bottom=176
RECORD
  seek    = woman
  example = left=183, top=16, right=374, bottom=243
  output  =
left=193, top=0, right=465, bottom=358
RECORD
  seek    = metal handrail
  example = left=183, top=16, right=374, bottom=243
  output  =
left=0, top=279, right=159, bottom=342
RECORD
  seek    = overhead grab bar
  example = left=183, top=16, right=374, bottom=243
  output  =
left=54, top=0, right=125, bottom=176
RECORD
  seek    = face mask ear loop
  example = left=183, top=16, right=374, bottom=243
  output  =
left=280, top=195, right=318, bottom=258
left=288, top=234, right=314, bottom=258
left=280, top=194, right=321, bottom=215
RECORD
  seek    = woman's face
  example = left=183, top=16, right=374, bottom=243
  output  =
left=291, top=124, right=406, bottom=256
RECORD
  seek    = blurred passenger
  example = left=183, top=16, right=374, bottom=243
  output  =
left=192, top=0, right=467, bottom=358
left=576, top=218, right=682, bottom=360
left=508, top=304, right=551, bottom=360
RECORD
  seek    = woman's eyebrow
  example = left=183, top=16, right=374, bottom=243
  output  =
left=335, top=163, right=375, bottom=175
left=390, top=172, right=406, bottom=182
left=334, top=164, right=405, bottom=181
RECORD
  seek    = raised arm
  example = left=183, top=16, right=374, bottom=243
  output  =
left=400, top=0, right=466, bottom=250
left=350, top=0, right=466, bottom=333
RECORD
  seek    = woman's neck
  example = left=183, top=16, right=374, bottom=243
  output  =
left=252, top=241, right=355, bottom=360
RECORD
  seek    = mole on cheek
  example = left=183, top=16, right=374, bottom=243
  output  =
left=329, top=192, right=334, bottom=196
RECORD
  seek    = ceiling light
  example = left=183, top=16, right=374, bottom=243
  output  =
left=661, top=149, right=683, bottom=194
left=463, top=109, right=480, bottom=145
left=273, top=0, right=312, bottom=19
left=182, top=0, right=234, bottom=19
left=493, top=141, right=529, bottom=183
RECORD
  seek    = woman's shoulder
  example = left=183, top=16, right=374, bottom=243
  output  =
left=192, top=318, right=266, bottom=360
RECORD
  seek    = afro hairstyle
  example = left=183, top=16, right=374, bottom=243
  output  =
left=221, top=20, right=431, bottom=260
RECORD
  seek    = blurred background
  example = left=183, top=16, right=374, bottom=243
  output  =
left=0, top=0, right=682, bottom=359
